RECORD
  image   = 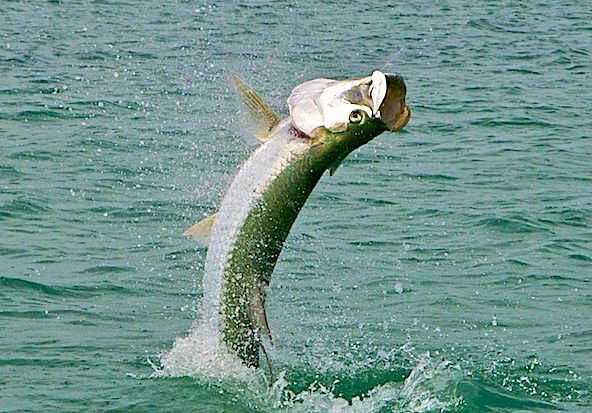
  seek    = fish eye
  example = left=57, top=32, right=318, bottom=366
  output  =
left=349, top=110, right=365, bottom=124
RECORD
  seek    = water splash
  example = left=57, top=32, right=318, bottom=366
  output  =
left=398, top=353, right=463, bottom=412
left=264, top=352, right=462, bottom=412
left=156, top=320, right=259, bottom=382
left=156, top=339, right=463, bottom=413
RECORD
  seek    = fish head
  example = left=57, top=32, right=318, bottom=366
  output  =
left=288, top=70, right=410, bottom=154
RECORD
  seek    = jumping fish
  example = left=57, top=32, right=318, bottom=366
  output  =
left=185, top=70, right=410, bottom=368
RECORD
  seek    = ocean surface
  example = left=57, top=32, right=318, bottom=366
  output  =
left=1, top=1, right=591, bottom=412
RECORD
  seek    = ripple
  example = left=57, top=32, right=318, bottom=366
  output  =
left=469, top=117, right=553, bottom=128
left=476, top=216, right=551, bottom=234
left=506, top=67, right=541, bottom=75
left=0, top=164, right=22, bottom=178
left=401, top=172, right=459, bottom=181
left=78, top=265, right=135, bottom=275
left=0, top=198, right=51, bottom=220
left=0, top=276, right=72, bottom=297
left=0, top=109, right=75, bottom=121
left=506, top=258, right=533, bottom=267
left=0, top=308, right=127, bottom=322
left=0, top=358, right=88, bottom=368
left=457, top=381, right=558, bottom=412
left=7, top=150, right=57, bottom=161
left=467, top=18, right=528, bottom=34
left=0, top=276, right=132, bottom=298
left=569, top=253, right=591, bottom=262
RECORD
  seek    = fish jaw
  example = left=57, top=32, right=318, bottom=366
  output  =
left=377, top=73, right=411, bottom=132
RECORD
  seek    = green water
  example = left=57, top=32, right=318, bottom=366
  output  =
left=1, top=1, right=591, bottom=412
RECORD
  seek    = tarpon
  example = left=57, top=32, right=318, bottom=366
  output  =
left=184, top=70, right=410, bottom=368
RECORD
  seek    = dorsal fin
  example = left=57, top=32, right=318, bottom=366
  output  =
left=231, top=75, right=282, bottom=142
left=183, top=213, right=217, bottom=247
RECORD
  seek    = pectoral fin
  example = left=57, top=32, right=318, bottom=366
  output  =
left=328, top=154, right=347, bottom=176
left=232, top=75, right=282, bottom=142
left=183, top=213, right=217, bottom=246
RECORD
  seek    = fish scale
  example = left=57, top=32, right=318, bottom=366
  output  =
left=194, top=71, right=410, bottom=367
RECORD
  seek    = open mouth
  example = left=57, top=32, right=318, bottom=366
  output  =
left=379, top=74, right=411, bottom=132
left=287, top=70, right=410, bottom=136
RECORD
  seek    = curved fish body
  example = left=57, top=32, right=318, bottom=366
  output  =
left=189, top=70, right=411, bottom=368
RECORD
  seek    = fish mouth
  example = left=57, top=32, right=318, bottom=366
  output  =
left=287, top=70, right=410, bottom=136
left=378, top=73, right=411, bottom=132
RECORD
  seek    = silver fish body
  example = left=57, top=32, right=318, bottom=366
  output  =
left=195, top=71, right=410, bottom=367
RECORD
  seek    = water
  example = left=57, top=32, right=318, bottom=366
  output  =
left=1, top=1, right=591, bottom=411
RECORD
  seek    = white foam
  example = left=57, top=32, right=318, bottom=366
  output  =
left=156, top=320, right=258, bottom=382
